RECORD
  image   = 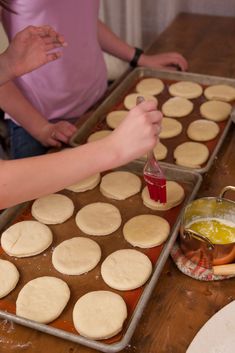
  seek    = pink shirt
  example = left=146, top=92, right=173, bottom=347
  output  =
left=2, top=0, right=107, bottom=121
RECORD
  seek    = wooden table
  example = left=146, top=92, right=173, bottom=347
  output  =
left=1, top=13, right=235, bottom=353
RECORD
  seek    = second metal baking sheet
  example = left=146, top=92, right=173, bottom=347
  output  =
left=70, top=68, right=235, bottom=174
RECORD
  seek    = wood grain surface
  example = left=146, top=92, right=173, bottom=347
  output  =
left=1, top=13, right=235, bottom=353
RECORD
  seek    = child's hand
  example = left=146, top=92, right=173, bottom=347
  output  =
left=35, top=120, right=77, bottom=147
left=139, top=52, right=188, bottom=71
left=2, top=25, right=67, bottom=79
left=107, top=100, right=162, bottom=165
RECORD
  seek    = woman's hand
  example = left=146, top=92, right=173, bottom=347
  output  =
left=107, top=100, right=162, bottom=165
left=2, top=25, right=67, bottom=80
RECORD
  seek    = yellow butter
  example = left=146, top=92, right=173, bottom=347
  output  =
left=187, top=218, right=235, bottom=244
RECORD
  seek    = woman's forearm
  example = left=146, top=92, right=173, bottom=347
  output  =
left=0, top=138, right=118, bottom=209
left=0, top=100, right=163, bottom=210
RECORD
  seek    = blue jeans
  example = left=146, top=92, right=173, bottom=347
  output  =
left=7, top=120, right=48, bottom=159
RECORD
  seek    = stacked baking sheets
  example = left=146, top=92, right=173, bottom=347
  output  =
left=70, top=68, right=235, bottom=174
left=0, top=162, right=202, bottom=352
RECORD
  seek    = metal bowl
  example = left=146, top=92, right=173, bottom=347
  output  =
left=180, top=186, right=235, bottom=269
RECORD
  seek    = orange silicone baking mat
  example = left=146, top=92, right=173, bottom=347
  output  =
left=0, top=162, right=202, bottom=352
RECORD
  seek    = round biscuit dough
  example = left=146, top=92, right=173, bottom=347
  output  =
left=159, top=117, right=183, bottom=139
left=65, top=173, right=100, bottom=192
left=136, top=78, right=164, bottom=96
left=169, top=81, right=203, bottom=99
left=162, top=97, right=193, bottom=117
left=142, top=181, right=185, bottom=211
left=174, top=141, right=209, bottom=168
left=142, top=141, right=168, bottom=161
left=32, top=194, right=74, bottom=225
left=1, top=220, right=53, bottom=257
left=153, top=141, right=168, bottom=160
left=52, top=237, right=101, bottom=275
left=200, top=100, right=232, bottom=122
left=16, top=276, right=70, bottom=324
left=73, top=290, right=127, bottom=340
left=204, top=84, right=235, bottom=102
left=101, top=249, right=152, bottom=291
left=123, top=214, right=170, bottom=248
left=123, top=93, right=157, bottom=110
left=75, top=202, right=122, bottom=236
left=0, top=259, right=19, bottom=298
left=87, top=130, right=111, bottom=143
left=106, top=110, right=128, bottom=129
left=100, top=171, right=141, bottom=200
left=187, top=119, right=220, bottom=141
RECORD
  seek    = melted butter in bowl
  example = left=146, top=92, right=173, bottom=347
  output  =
left=187, top=218, right=235, bottom=244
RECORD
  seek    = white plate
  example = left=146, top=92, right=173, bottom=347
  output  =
left=187, top=300, right=235, bottom=353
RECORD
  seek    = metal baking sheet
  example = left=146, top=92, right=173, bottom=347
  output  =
left=0, top=163, right=202, bottom=352
left=69, top=68, right=235, bottom=174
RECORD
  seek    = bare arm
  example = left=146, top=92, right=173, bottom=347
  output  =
left=97, top=20, right=136, bottom=62
left=0, top=100, right=162, bottom=209
left=97, top=20, right=188, bottom=71
left=0, top=25, right=76, bottom=146
left=0, top=25, right=67, bottom=85
left=0, top=81, right=76, bottom=147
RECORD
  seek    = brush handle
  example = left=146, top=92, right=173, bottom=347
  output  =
left=136, top=95, right=166, bottom=179
left=145, top=149, right=166, bottom=178
left=136, top=95, right=158, bottom=165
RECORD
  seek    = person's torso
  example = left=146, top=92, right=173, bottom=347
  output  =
left=2, top=0, right=107, bottom=121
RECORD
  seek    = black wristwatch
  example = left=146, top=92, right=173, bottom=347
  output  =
left=129, top=47, right=144, bottom=68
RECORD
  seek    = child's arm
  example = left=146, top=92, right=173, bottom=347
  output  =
left=97, top=20, right=188, bottom=71
left=0, top=81, right=77, bottom=147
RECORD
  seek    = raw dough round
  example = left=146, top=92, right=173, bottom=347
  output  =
left=174, top=141, right=209, bottom=168
left=187, top=119, right=220, bottom=141
left=75, top=202, right=122, bottom=236
left=106, top=110, right=128, bottom=129
left=153, top=141, right=168, bottom=160
left=159, top=117, right=183, bottom=139
left=204, top=84, right=235, bottom=102
left=32, top=194, right=74, bottom=225
left=65, top=173, right=100, bottom=192
left=52, top=237, right=101, bottom=275
left=200, top=100, right=232, bottom=122
left=123, top=93, right=157, bottom=110
left=142, top=181, right=185, bottom=211
left=16, top=276, right=70, bottom=324
left=87, top=130, right=111, bottom=142
left=142, top=141, right=168, bottom=161
left=162, top=97, right=193, bottom=117
left=101, top=249, right=152, bottom=290
left=0, top=259, right=19, bottom=298
left=1, top=220, right=53, bottom=257
left=73, top=290, right=127, bottom=340
left=169, top=81, right=203, bottom=99
left=123, top=214, right=170, bottom=248
left=100, top=171, right=141, bottom=200
left=136, top=78, right=164, bottom=96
